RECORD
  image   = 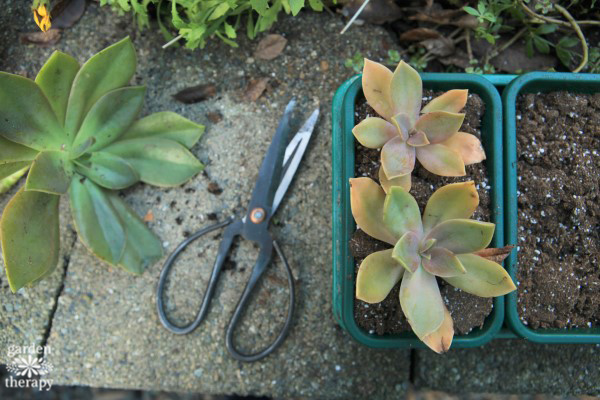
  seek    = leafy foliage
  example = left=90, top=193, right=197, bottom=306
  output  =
left=350, top=179, right=516, bottom=353
left=97, top=0, right=328, bottom=49
left=0, top=38, right=205, bottom=292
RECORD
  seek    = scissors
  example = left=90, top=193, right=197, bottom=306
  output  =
left=156, top=100, right=319, bottom=362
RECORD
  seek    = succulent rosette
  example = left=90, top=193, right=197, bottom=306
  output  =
left=353, top=59, right=486, bottom=192
left=0, top=38, right=204, bottom=292
left=350, top=178, right=516, bottom=353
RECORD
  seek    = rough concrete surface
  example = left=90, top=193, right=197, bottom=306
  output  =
left=2, top=1, right=600, bottom=398
left=1, top=1, right=411, bottom=398
left=416, top=340, right=600, bottom=396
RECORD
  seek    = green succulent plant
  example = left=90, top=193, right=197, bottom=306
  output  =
left=0, top=37, right=204, bottom=292
left=350, top=178, right=516, bottom=353
left=354, top=59, right=486, bottom=193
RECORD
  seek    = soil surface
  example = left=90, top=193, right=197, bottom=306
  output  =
left=350, top=90, right=494, bottom=335
left=516, top=91, right=600, bottom=329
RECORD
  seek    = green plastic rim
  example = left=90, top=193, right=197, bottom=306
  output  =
left=332, top=73, right=506, bottom=348
left=503, top=71, right=600, bottom=343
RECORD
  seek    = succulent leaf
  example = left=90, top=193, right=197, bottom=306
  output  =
left=119, top=111, right=205, bottom=149
left=422, top=181, right=479, bottom=232
left=440, top=132, right=486, bottom=166
left=0, top=188, right=60, bottom=292
left=352, top=117, right=397, bottom=149
left=25, top=151, right=72, bottom=194
left=391, top=113, right=411, bottom=141
left=422, top=247, right=466, bottom=277
left=383, top=186, right=423, bottom=238
left=381, top=136, right=415, bottom=179
left=389, top=61, right=422, bottom=124
left=71, top=86, right=146, bottom=157
left=0, top=162, right=31, bottom=181
left=406, top=130, right=429, bottom=147
left=349, top=177, right=397, bottom=245
left=75, top=152, right=139, bottom=190
left=362, top=59, right=394, bottom=120
left=35, top=51, right=80, bottom=125
left=400, top=266, right=445, bottom=339
left=103, top=138, right=203, bottom=187
left=70, top=177, right=126, bottom=264
left=392, top=231, right=421, bottom=273
left=0, top=137, right=38, bottom=164
left=421, top=306, right=454, bottom=354
left=415, top=144, right=466, bottom=176
left=414, top=111, right=465, bottom=144
left=108, top=193, right=163, bottom=274
left=378, top=166, right=411, bottom=193
left=444, top=254, right=516, bottom=297
left=356, top=249, right=404, bottom=303
left=0, top=72, right=64, bottom=150
left=421, top=89, right=468, bottom=114
left=427, top=219, right=495, bottom=254
left=65, top=37, right=137, bottom=136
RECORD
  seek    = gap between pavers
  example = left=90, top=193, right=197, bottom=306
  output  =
left=414, top=339, right=600, bottom=395
left=1, top=2, right=413, bottom=398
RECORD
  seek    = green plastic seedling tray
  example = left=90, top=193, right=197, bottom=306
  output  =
left=503, top=71, right=600, bottom=343
left=332, top=73, right=506, bottom=348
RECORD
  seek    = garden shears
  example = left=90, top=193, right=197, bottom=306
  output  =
left=156, top=100, right=319, bottom=362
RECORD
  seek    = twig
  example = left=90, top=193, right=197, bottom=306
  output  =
left=465, top=29, right=473, bottom=62
left=322, top=3, right=335, bottom=17
left=488, top=27, right=527, bottom=61
left=340, top=0, right=371, bottom=34
left=518, top=0, right=600, bottom=26
left=555, top=4, right=588, bottom=73
left=162, top=34, right=183, bottom=49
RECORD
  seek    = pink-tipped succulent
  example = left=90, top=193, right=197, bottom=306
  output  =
left=353, top=59, right=486, bottom=192
left=350, top=178, right=516, bottom=353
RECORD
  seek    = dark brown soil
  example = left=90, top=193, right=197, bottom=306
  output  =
left=515, top=91, right=600, bottom=329
left=350, top=90, right=494, bottom=335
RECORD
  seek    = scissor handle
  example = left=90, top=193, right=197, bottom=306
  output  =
left=156, top=217, right=238, bottom=334
left=225, top=239, right=295, bottom=362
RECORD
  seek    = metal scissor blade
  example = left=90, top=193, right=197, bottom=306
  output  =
left=245, top=99, right=296, bottom=217
left=271, top=107, right=319, bottom=215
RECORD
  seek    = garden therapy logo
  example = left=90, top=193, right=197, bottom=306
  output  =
left=4, top=344, right=54, bottom=391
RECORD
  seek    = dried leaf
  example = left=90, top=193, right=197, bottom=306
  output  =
left=421, top=37, right=455, bottom=57
left=254, top=34, right=287, bottom=60
left=143, top=210, right=154, bottom=222
left=244, top=78, right=269, bottom=102
left=172, top=84, right=217, bottom=104
left=206, top=111, right=223, bottom=123
left=51, top=0, right=86, bottom=29
left=20, top=29, right=61, bottom=46
left=473, top=245, right=515, bottom=263
left=410, top=10, right=476, bottom=28
left=207, top=181, right=223, bottom=195
left=399, top=28, right=441, bottom=42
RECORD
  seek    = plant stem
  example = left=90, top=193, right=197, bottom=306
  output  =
left=555, top=4, right=588, bottom=73
left=488, top=27, right=527, bottom=61
left=340, top=0, right=371, bottom=34
left=517, top=0, right=600, bottom=26
left=466, top=29, right=473, bottom=62
left=162, top=34, right=183, bottom=49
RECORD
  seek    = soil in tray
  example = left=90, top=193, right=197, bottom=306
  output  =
left=515, top=91, right=600, bottom=330
left=350, top=90, right=494, bottom=336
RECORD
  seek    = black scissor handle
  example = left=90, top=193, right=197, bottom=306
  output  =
left=156, top=217, right=238, bottom=334
left=225, top=239, right=295, bottom=362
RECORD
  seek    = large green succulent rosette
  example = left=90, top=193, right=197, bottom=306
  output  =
left=0, top=37, right=205, bottom=292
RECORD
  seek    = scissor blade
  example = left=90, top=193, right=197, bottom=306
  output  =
left=271, top=108, right=319, bottom=214
left=245, top=99, right=296, bottom=218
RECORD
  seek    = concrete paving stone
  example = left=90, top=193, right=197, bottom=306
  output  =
left=1, top=1, right=412, bottom=398
left=415, top=340, right=600, bottom=395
